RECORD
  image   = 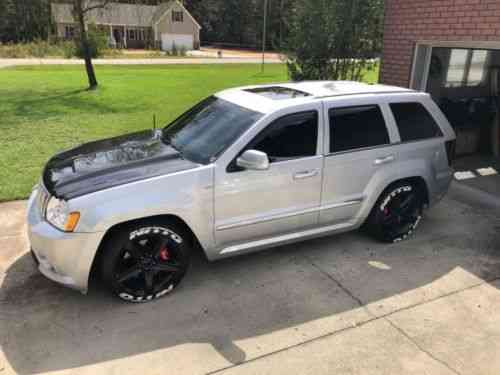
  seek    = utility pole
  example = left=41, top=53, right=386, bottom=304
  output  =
left=261, top=0, right=269, bottom=73
left=279, top=0, right=284, bottom=49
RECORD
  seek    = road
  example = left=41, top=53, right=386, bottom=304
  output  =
left=0, top=182, right=499, bottom=374
left=0, top=57, right=282, bottom=69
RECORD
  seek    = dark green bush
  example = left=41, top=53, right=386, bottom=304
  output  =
left=74, top=24, right=108, bottom=59
left=284, top=0, right=383, bottom=82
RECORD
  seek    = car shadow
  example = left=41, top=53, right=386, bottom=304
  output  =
left=1, top=196, right=500, bottom=374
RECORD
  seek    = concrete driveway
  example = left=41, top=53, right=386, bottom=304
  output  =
left=0, top=183, right=499, bottom=375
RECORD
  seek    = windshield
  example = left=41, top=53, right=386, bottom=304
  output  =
left=162, top=96, right=263, bottom=164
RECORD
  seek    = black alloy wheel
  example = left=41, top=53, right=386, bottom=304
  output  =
left=367, top=183, right=424, bottom=243
left=102, top=222, right=190, bottom=302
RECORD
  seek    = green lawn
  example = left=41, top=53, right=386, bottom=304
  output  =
left=0, top=64, right=379, bottom=202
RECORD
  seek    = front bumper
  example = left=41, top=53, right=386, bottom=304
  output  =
left=27, top=187, right=105, bottom=293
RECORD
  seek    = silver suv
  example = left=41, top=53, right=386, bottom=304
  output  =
left=27, top=81, right=456, bottom=302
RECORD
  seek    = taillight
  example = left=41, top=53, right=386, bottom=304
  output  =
left=445, top=140, right=456, bottom=166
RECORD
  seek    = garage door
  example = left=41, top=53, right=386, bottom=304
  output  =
left=161, top=34, right=193, bottom=51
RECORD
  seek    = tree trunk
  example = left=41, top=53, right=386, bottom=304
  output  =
left=83, top=48, right=98, bottom=90
left=75, top=0, right=98, bottom=90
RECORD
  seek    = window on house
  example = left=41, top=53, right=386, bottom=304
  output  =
left=127, top=29, right=136, bottom=40
left=135, top=29, right=143, bottom=41
left=390, top=102, right=443, bottom=142
left=468, top=50, right=488, bottom=85
left=250, top=111, right=318, bottom=162
left=329, top=105, right=390, bottom=153
left=172, top=10, right=184, bottom=22
left=445, top=49, right=489, bottom=87
left=64, top=25, right=75, bottom=39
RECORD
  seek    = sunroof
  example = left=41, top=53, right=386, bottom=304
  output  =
left=244, top=86, right=311, bottom=100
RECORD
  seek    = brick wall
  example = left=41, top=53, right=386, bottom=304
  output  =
left=381, top=0, right=500, bottom=88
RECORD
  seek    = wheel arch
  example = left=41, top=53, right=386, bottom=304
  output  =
left=89, top=214, right=206, bottom=282
left=383, top=176, right=430, bottom=206
left=363, top=176, right=428, bottom=242
left=358, top=174, right=431, bottom=227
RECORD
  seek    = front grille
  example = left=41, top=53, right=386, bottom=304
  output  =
left=37, top=183, right=50, bottom=217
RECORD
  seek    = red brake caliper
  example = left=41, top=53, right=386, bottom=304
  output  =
left=159, top=247, right=170, bottom=261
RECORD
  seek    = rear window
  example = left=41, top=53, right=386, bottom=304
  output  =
left=390, top=102, right=443, bottom=142
left=329, top=105, right=390, bottom=153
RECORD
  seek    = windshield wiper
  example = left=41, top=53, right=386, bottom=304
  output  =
left=162, top=133, right=185, bottom=159
left=161, top=131, right=172, bottom=145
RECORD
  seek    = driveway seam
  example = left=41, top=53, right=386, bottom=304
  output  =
left=307, top=257, right=366, bottom=307
left=384, top=317, right=462, bottom=375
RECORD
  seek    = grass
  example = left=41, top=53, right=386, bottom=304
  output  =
left=0, top=63, right=379, bottom=202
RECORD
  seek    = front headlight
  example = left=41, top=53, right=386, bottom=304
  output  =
left=46, top=197, right=80, bottom=232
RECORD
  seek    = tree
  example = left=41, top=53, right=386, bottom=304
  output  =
left=72, top=0, right=111, bottom=90
left=284, top=0, right=383, bottom=82
left=0, top=0, right=51, bottom=43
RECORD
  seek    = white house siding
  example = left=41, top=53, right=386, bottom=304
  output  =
left=55, top=23, right=76, bottom=39
left=156, top=2, right=200, bottom=50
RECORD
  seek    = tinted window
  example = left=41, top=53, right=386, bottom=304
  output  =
left=390, top=102, right=443, bottom=142
left=163, top=96, right=263, bottom=164
left=251, top=111, right=318, bottom=162
left=329, top=105, right=390, bottom=153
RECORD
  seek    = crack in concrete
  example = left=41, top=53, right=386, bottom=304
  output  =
left=384, top=317, right=461, bottom=375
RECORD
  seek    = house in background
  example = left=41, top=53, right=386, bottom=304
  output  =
left=381, top=0, right=500, bottom=159
left=51, top=0, right=201, bottom=51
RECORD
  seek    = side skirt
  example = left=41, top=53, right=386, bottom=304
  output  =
left=217, top=221, right=357, bottom=258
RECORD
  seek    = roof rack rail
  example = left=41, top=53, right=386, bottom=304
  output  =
left=315, top=90, right=418, bottom=99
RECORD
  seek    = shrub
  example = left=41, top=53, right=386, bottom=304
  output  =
left=147, top=50, right=165, bottom=58
left=0, top=43, right=23, bottom=58
left=26, top=39, right=49, bottom=57
left=61, top=41, right=76, bottom=58
left=171, top=42, right=178, bottom=56
left=284, top=0, right=383, bottom=82
left=0, top=40, right=75, bottom=58
left=74, top=24, right=108, bottom=59
left=102, top=48, right=123, bottom=58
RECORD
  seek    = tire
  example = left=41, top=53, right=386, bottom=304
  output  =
left=366, top=182, right=424, bottom=243
left=101, top=219, right=191, bottom=303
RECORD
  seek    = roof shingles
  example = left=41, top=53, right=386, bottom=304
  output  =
left=51, top=1, right=172, bottom=27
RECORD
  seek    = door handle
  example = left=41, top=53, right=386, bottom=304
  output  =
left=293, top=169, right=319, bottom=180
left=374, top=155, right=395, bottom=165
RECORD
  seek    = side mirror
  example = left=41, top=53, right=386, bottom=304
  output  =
left=236, top=150, right=270, bottom=171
